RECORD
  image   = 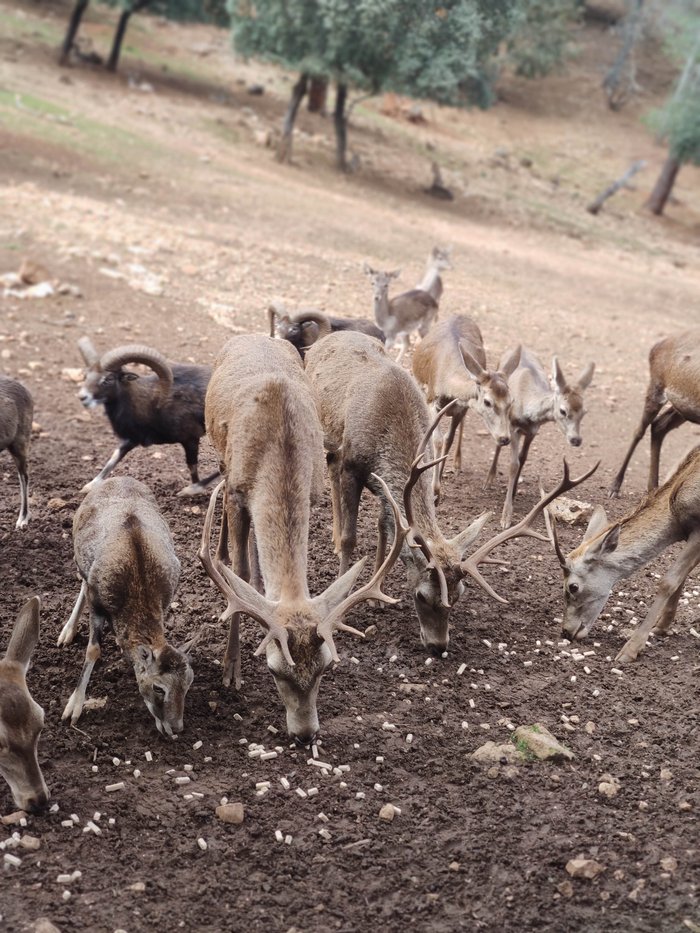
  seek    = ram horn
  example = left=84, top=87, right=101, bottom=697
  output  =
left=100, top=345, right=173, bottom=400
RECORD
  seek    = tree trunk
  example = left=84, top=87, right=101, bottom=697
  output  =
left=307, top=77, right=328, bottom=113
left=645, top=155, right=681, bottom=216
left=59, top=0, right=90, bottom=66
left=602, top=0, right=644, bottom=110
left=107, top=0, right=150, bottom=72
left=334, top=82, right=348, bottom=172
left=277, top=73, right=308, bottom=163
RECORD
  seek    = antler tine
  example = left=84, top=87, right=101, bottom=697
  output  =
left=199, top=481, right=295, bottom=666
left=539, top=482, right=567, bottom=569
left=318, top=473, right=409, bottom=660
left=461, top=459, right=599, bottom=602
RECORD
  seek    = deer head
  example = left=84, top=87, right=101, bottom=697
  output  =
left=551, top=358, right=595, bottom=447
left=0, top=598, right=49, bottom=813
left=200, top=476, right=407, bottom=743
left=460, top=345, right=521, bottom=447
left=132, top=643, right=194, bottom=738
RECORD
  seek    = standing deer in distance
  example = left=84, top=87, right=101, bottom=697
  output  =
left=0, top=375, right=34, bottom=530
left=305, top=331, right=595, bottom=654
left=201, top=334, right=406, bottom=744
left=268, top=302, right=385, bottom=358
left=609, top=328, right=700, bottom=498
left=363, top=265, right=439, bottom=363
left=412, top=315, right=521, bottom=504
left=0, top=597, right=50, bottom=813
left=59, top=477, right=193, bottom=737
left=549, top=444, right=700, bottom=663
left=487, top=348, right=595, bottom=528
left=415, top=246, right=452, bottom=304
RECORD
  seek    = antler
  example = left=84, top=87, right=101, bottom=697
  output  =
left=461, top=459, right=599, bottom=603
left=540, top=483, right=567, bottom=569
left=403, top=399, right=458, bottom=608
left=318, top=473, right=408, bottom=662
left=199, top=480, right=296, bottom=667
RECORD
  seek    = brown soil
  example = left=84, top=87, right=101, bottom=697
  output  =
left=1, top=3, right=700, bottom=931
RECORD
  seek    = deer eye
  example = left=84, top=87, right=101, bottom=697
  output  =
left=568, top=582, right=579, bottom=595
left=153, top=685, right=166, bottom=699
left=416, top=591, right=428, bottom=605
left=560, top=407, right=566, bottom=416
left=483, top=398, right=492, bottom=408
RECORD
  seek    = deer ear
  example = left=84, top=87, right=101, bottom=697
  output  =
left=500, top=345, right=521, bottom=378
left=551, top=357, right=567, bottom=393
left=133, top=645, right=154, bottom=673
left=582, top=505, right=609, bottom=542
left=362, top=262, right=374, bottom=276
left=577, top=362, right=595, bottom=391
left=5, top=597, right=41, bottom=671
left=312, top=557, right=368, bottom=615
left=449, top=511, right=491, bottom=559
left=460, top=346, right=485, bottom=381
left=587, top=522, right=620, bottom=558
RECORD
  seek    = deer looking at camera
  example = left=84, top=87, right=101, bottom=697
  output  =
left=305, top=331, right=595, bottom=654
left=549, top=445, right=700, bottom=663
left=0, top=598, right=49, bottom=813
left=609, top=328, right=700, bottom=498
left=363, top=265, right=438, bottom=363
left=412, top=315, right=521, bottom=503
left=487, top=348, right=595, bottom=528
left=201, top=334, right=406, bottom=744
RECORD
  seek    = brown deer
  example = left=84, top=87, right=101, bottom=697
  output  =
left=0, top=597, right=49, bottom=812
left=305, top=331, right=595, bottom=653
left=609, top=328, right=700, bottom=498
left=549, top=445, right=700, bottom=662
left=487, top=348, right=595, bottom=528
left=201, top=334, right=406, bottom=743
left=363, top=265, right=438, bottom=363
left=412, top=315, right=521, bottom=503
left=0, top=375, right=33, bottom=530
left=415, top=246, right=452, bottom=304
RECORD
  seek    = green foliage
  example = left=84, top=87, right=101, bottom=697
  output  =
left=505, top=0, right=579, bottom=79
left=105, top=0, right=229, bottom=27
left=665, top=85, right=700, bottom=164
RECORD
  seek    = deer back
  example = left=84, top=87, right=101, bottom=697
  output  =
left=413, top=315, right=486, bottom=404
left=652, top=329, right=700, bottom=417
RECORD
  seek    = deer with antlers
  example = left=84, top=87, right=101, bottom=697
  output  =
left=608, top=329, right=700, bottom=498
left=201, top=334, right=406, bottom=743
left=305, top=331, right=596, bottom=653
left=412, top=315, right=521, bottom=504
left=549, top=445, right=700, bottom=662
left=487, top=348, right=595, bottom=528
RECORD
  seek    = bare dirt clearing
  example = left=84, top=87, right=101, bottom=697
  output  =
left=1, top=3, right=700, bottom=931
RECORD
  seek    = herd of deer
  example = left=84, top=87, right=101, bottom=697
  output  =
left=1, top=245, right=699, bottom=817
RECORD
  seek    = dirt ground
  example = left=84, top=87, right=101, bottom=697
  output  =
left=1, top=3, right=700, bottom=931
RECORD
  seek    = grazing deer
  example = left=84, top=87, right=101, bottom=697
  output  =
left=305, top=331, right=594, bottom=653
left=412, top=315, right=521, bottom=503
left=59, top=477, right=193, bottom=737
left=201, top=334, right=406, bottom=743
left=609, top=329, right=700, bottom=498
left=549, top=445, right=700, bottom=662
left=363, top=265, right=438, bottom=363
left=415, top=246, right=452, bottom=304
left=0, top=375, right=33, bottom=530
left=0, top=597, right=49, bottom=813
left=487, top=349, right=595, bottom=528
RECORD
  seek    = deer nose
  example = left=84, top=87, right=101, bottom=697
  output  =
left=497, top=435, right=510, bottom=447
left=293, top=731, right=317, bottom=748
left=25, top=790, right=50, bottom=813
left=569, top=437, right=582, bottom=447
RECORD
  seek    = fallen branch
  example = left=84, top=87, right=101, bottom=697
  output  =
left=586, top=159, right=646, bottom=215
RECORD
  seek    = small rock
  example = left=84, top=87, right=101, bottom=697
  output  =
left=660, top=768, right=673, bottom=781
left=1, top=810, right=27, bottom=825
left=627, top=879, right=646, bottom=902
left=216, top=802, right=244, bottom=825
left=660, top=856, right=678, bottom=873
left=549, top=497, right=594, bottom=526
left=19, top=834, right=41, bottom=851
left=24, top=282, right=55, bottom=299
left=128, top=881, right=146, bottom=892
left=398, top=682, right=426, bottom=694
left=471, top=741, right=520, bottom=766
left=638, top=800, right=649, bottom=811
left=678, top=800, right=692, bottom=811
left=61, top=368, right=84, bottom=384
left=378, top=803, right=397, bottom=822
left=448, top=861, right=460, bottom=872
left=33, top=921, right=61, bottom=933
left=584, top=721, right=596, bottom=734
left=566, top=856, right=605, bottom=880
left=47, top=498, right=68, bottom=512
left=19, top=258, right=51, bottom=285
left=253, top=129, right=272, bottom=148
left=598, top=774, right=620, bottom=798
left=247, top=83, right=265, bottom=95
left=363, top=625, right=378, bottom=639
left=556, top=880, right=574, bottom=898
left=513, top=724, right=574, bottom=762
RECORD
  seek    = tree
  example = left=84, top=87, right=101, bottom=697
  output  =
left=230, top=0, right=578, bottom=170
left=60, top=0, right=228, bottom=73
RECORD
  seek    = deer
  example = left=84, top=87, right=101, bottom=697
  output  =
left=58, top=477, right=193, bottom=737
left=608, top=329, right=700, bottom=499
left=548, top=444, right=700, bottom=663
left=268, top=303, right=385, bottom=358
left=414, top=246, right=452, bottom=304
left=200, top=334, right=407, bottom=744
left=0, top=597, right=50, bottom=813
left=363, top=264, right=438, bottom=363
left=486, top=349, right=595, bottom=528
left=305, top=330, right=596, bottom=653
left=412, top=315, right=521, bottom=503
left=0, top=375, right=33, bottom=530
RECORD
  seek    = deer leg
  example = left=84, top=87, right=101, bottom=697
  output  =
left=608, top=386, right=664, bottom=498
left=510, top=433, right=533, bottom=503
left=222, top=500, right=250, bottom=690
left=62, top=610, right=106, bottom=725
left=327, top=453, right=343, bottom=556
left=58, top=580, right=87, bottom=647
left=649, top=407, right=685, bottom=491
left=453, top=418, right=465, bottom=473
left=616, top=531, right=700, bottom=663
left=177, top=439, right=214, bottom=496
left=8, top=443, right=30, bottom=530
left=395, top=334, right=410, bottom=366
left=433, top=414, right=461, bottom=505
left=249, top=527, right=263, bottom=594
left=499, top=435, right=524, bottom=529
left=339, top=466, right=363, bottom=576
left=82, top=439, right=137, bottom=493
left=369, top=500, right=390, bottom=610
left=486, top=444, right=501, bottom=489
